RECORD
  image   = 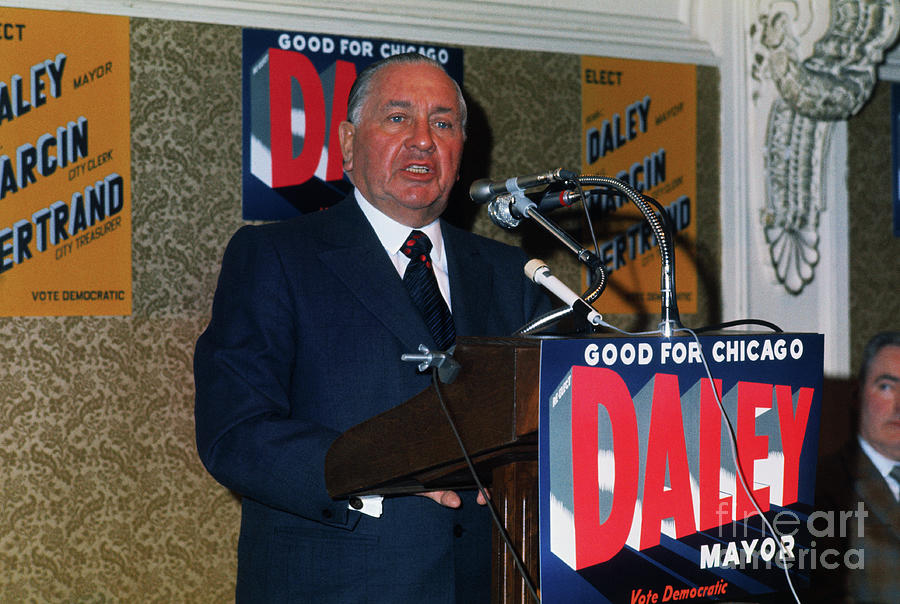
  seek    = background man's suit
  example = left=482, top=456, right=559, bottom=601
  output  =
left=814, top=440, right=900, bottom=603
left=194, top=196, right=549, bottom=602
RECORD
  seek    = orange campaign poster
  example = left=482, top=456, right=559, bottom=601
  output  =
left=581, top=56, right=696, bottom=315
left=0, top=8, right=131, bottom=316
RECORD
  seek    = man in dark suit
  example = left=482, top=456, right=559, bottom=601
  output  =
left=814, top=331, right=900, bottom=603
left=194, top=53, right=549, bottom=602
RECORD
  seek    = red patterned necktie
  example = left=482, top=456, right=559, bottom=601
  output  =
left=401, top=230, right=456, bottom=351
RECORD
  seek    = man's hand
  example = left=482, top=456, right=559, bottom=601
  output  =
left=417, top=489, right=490, bottom=508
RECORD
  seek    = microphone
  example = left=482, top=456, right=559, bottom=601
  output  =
left=487, top=188, right=583, bottom=229
left=469, top=168, right=577, bottom=204
left=536, top=188, right=582, bottom=212
left=524, top=259, right=603, bottom=326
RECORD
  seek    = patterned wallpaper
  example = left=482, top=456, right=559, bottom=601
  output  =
left=847, top=81, right=900, bottom=370
left=0, top=17, right=722, bottom=601
left=0, top=18, right=243, bottom=602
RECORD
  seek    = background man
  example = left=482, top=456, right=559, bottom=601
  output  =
left=194, top=53, right=549, bottom=602
left=815, top=331, right=900, bottom=602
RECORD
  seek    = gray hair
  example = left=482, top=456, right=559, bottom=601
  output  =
left=858, top=331, right=900, bottom=385
left=345, top=52, right=467, bottom=132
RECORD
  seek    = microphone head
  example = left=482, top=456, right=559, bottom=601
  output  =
left=487, top=194, right=521, bottom=229
left=469, top=178, right=495, bottom=204
left=524, top=258, right=549, bottom=282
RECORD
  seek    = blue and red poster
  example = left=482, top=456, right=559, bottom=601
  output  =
left=539, top=333, right=824, bottom=602
left=241, top=28, right=463, bottom=220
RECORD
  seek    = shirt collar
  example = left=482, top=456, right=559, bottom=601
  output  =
left=354, top=189, right=446, bottom=269
left=858, top=434, right=900, bottom=479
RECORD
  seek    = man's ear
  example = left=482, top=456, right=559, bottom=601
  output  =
left=338, top=121, right=355, bottom=172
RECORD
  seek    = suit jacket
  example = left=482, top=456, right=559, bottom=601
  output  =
left=813, top=440, right=900, bottom=603
left=194, top=197, right=550, bottom=603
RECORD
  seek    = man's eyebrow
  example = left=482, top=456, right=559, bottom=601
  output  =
left=872, top=373, right=900, bottom=383
left=383, top=100, right=412, bottom=110
left=380, top=100, right=456, bottom=116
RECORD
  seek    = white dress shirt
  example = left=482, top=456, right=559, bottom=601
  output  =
left=354, top=189, right=452, bottom=310
left=858, top=435, right=900, bottom=502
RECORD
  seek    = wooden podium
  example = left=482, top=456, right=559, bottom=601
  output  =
left=325, top=336, right=542, bottom=604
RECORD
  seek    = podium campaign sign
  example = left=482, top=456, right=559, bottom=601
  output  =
left=539, top=334, right=823, bottom=603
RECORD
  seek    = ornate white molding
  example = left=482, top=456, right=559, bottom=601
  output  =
left=750, top=0, right=899, bottom=294
left=18, top=0, right=717, bottom=65
left=701, top=0, right=855, bottom=376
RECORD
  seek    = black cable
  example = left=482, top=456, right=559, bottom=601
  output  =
left=692, top=319, right=784, bottom=334
left=429, top=369, right=541, bottom=604
left=594, top=319, right=804, bottom=603
left=571, top=178, right=600, bottom=258
left=676, top=327, right=802, bottom=603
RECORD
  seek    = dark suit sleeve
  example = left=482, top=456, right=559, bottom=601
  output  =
left=193, top=225, right=353, bottom=528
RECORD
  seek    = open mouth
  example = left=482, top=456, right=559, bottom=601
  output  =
left=405, top=165, right=431, bottom=174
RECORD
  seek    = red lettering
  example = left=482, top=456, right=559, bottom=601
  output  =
left=698, top=377, right=732, bottom=530
left=564, top=363, right=815, bottom=566
left=571, top=366, right=638, bottom=568
left=735, top=381, right=771, bottom=519
left=323, top=60, right=356, bottom=181
left=776, top=385, right=814, bottom=505
left=268, top=48, right=326, bottom=187
left=641, top=374, right=695, bottom=549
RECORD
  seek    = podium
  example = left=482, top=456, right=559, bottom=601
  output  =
left=327, top=332, right=826, bottom=603
left=325, top=336, right=542, bottom=604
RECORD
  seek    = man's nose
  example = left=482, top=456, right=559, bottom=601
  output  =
left=407, top=118, right=435, bottom=151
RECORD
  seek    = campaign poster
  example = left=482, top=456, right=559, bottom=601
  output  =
left=539, top=334, right=824, bottom=602
left=241, top=28, right=463, bottom=220
left=581, top=57, right=697, bottom=314
left=0, top=8, right=132, bottom=316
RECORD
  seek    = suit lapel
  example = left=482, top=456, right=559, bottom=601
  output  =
left=315, top=199, right=435, bottom=353
left=851, top=447, right=900, bottom=539
left=314, top=201, right=500, bottom=349
left=444, top=224, right=493, bottom=337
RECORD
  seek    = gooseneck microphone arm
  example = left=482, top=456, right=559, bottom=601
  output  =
left=516, top=199, right=608, bottom=306
left=473, top=170, right=682, bottom=337
left=575, top=175, right=681, bottom=336
left=494, top=189, right=608, bottom=299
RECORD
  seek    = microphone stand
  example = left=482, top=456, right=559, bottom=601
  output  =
left=492, top=189, right=608, bottom=306
left=575, top=175, right=682, bottom=337
left=494, top=174, right=682, bottom=338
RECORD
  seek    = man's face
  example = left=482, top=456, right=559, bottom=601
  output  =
left=338, top=62, right=465, bottom=227
left=859, top=344, right=900, bottom=461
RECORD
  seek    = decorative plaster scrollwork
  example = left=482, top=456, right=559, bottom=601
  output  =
left=761, top=97, right=830, bottom=294
left=751, top=0, right=899, bottom=294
